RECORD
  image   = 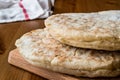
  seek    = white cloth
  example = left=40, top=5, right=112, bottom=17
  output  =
left=0, top=0, right=54, bottom=23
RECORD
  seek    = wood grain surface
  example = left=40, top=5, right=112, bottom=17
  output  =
left=0, top=0, right=120, bottom=80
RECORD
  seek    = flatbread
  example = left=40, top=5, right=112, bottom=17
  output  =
left=15, top=29, right=120, bottom=77
left=45, top=10, right=120, bottom=51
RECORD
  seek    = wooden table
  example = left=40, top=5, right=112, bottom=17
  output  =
left=0, top=0, right=120, bottom=80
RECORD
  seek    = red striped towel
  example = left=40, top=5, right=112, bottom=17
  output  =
left=0, top=0, right=54, bottom=23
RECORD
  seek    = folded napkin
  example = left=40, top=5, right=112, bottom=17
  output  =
left=0, top=0, right=54, bottom=23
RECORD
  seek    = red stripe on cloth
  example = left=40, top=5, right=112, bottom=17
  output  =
left=19, top=1, right=30, bottom=20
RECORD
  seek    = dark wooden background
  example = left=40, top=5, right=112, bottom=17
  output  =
left=0, top=0, right=120, bottom=80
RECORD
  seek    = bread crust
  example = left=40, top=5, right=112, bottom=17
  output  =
left=45, top=10, right=120, bottom=51
left=15, top=29, right=120, bottom=77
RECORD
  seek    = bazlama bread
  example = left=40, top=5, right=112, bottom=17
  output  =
left=45, top=10, right=120, bottom=51
left=15, top=29, right=120, bottom=77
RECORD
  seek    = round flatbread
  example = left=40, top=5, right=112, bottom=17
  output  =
left=45, top=10, right=120, bottom=51
left=15, top=29, right=120, bottom=77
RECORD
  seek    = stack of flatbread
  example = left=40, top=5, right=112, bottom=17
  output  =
left=15, top=10, right=120, bottom=77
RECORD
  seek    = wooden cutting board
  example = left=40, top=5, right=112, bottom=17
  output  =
left=8, top=49, right=120, bottom=80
